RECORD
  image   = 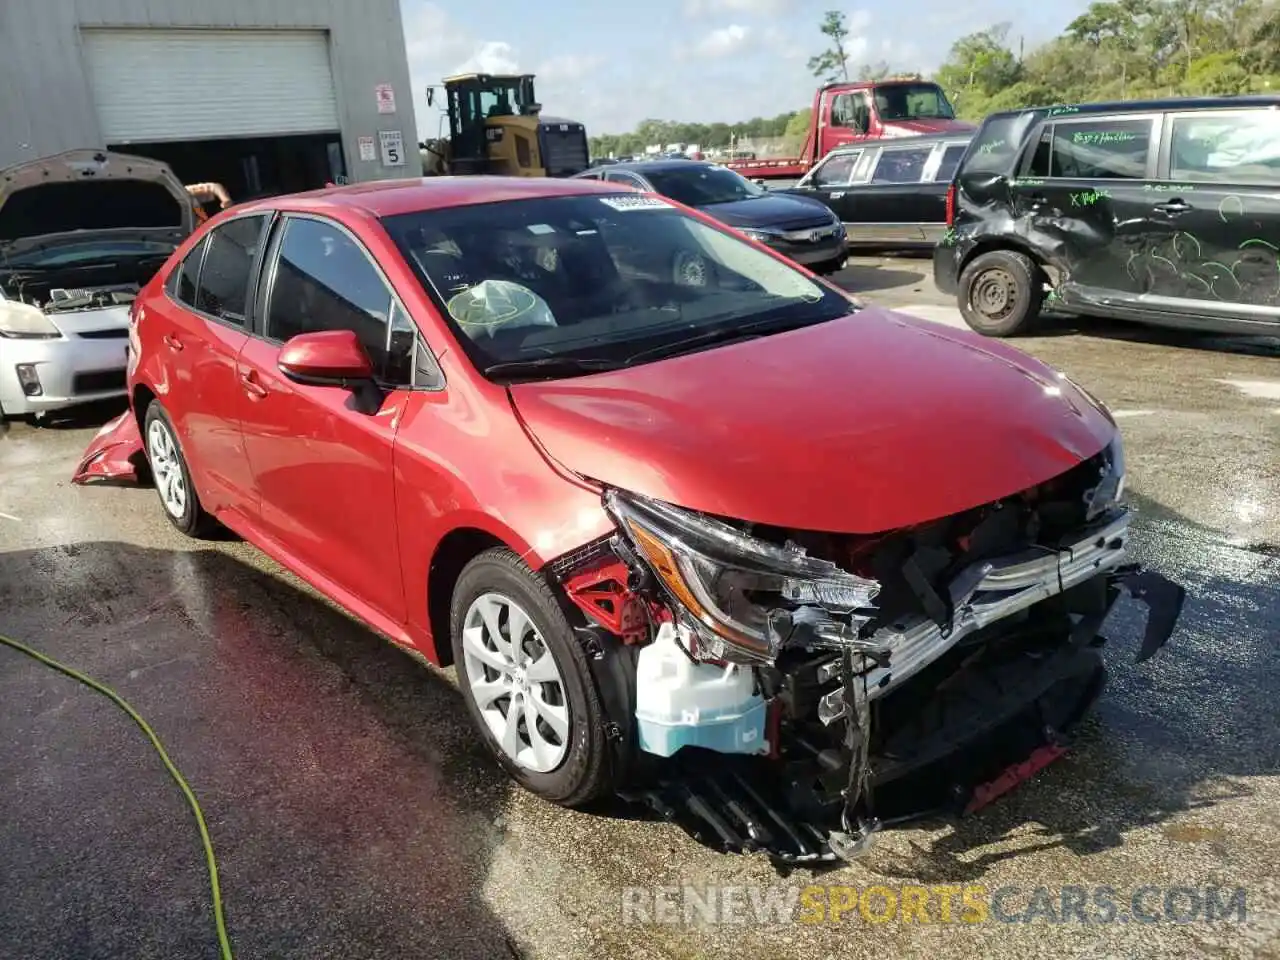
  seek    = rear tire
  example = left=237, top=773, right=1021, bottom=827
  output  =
left=958, top=249, right=1043, bottom=337
left=142, top=401, right=215, bottom=537
left=450, top=547, right=617, bottom=807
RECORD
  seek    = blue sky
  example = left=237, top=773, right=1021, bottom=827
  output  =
left=400, top=0, right=1095, bottom=138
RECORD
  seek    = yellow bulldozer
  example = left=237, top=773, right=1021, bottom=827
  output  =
left=419, top=72, right=591, bottom=178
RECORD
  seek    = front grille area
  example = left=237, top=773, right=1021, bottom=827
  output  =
left=72, top=369, right=126, bottom=395
left=776, top=216, right=838, bottom=233
left=77, top=328, right=129, bottom=340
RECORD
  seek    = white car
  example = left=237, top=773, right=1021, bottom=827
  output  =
left=0, top=149, right=195, bottom=419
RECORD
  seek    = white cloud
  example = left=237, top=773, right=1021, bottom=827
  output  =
left=694, top=24, right=752, bottom=57
left=455, top=41, right=521, bottom=74
left=684, top=0, right=785, bottom=16
left=402, top=2, right=608, bottom=137
left=536, top=53, right=605, bottom=82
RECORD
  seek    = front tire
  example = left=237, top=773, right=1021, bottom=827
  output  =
left=450, top=548, right=616, bottom=806
left=958, top=249, right=1043, bottom=337
left=143, top=401, right=214, bottom=537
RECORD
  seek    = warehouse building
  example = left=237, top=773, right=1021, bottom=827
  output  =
left=0, top=0, right=419, bottom=200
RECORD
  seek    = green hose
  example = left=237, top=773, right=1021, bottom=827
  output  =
left=0, top=632, right=234, bottom=960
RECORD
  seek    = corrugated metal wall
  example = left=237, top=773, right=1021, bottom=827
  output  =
left=0, top=0, right=418, bottom=182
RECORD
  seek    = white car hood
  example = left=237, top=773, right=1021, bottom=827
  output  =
left=0, top=149, right=194, bottom=257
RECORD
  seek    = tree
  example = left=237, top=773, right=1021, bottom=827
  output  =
left=808, top=11, right=851, bottom=83
left=783, top=109, right=812, bottom=138
left=589, top=0, right=1280, bottom=155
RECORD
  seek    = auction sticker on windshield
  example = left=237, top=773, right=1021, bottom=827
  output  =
left=600, top=196, right=672, bottom=211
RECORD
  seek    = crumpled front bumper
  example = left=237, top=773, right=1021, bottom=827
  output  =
left=816, top=510, right=1178, bottom=725
left=71, top=409, right=145, bottom=484
left=618, top=508, right=1187, bottom=865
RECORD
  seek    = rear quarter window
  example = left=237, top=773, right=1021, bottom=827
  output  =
left=961, top=113, right=1042, bottom=176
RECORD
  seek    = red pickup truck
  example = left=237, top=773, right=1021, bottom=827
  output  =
left=726, top=78, right=976, bottom=181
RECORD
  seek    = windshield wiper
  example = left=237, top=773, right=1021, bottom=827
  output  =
left=624, top=312, right=824, bottom=366
left=483, top=356, right=623, bottom=381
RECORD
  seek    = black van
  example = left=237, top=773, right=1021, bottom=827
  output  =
left=781, top=133, right=973, bottom=249
left=933, top=96, right=1280, bottom=337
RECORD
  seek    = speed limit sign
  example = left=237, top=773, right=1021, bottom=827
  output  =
left=379, top=130, right=406, bottom=166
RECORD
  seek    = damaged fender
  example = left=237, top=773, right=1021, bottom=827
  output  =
left=71, top=410, right=145, bottom=484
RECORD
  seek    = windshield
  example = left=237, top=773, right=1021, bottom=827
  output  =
left=0, top=238, right=176, bottom=269
left=640, top=166, right=766, bottom=207
left=381, top=193, right=855, bottom=379
left=874, top=83, right=956, bottom=122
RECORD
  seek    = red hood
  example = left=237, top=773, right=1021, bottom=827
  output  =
left=883, top=118, right=976, bottom=136
left=509, top=308, right=1114, bottom=534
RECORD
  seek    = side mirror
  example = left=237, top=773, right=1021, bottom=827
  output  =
left=278, top=330, right=384, bottom=414
left=277, top=330, right=374, bottom=386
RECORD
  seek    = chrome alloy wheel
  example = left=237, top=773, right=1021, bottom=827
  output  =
left=461, top=593, right=571, bottom=773
left=673, top=250, right=710, bottom=287
left=147, top=418, right=187, bottom=519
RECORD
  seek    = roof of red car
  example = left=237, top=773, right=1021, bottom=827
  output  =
left=240, top=176, right=624, bottom=219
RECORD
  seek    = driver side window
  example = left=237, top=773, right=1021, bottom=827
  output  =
left=264, top=217, right=419, bottom=386
left=812, top=152, right=859, bottom=187
left=831, top=93, right=869, bottom=133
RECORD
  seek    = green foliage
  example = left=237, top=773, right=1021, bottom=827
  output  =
left=588, top=0, right=1279, bottom=157
left=936, top=0, right=1280, bottom=118
left=808, top=11, right=851, bottom=84
left=588, top=113, right=802, bottom=159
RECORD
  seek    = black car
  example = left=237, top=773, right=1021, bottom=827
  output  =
left=572, top=160, right=848, bottom=274
left=780, top=134, right=972, bottom=249
left=935, top=95, right=1280, bottom=337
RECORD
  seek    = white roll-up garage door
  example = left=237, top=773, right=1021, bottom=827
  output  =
left=81, top=28, right=340, bottom=143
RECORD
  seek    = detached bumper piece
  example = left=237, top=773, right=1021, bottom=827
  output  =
left=620, top=751, right=843, bottom=864
left=71, top=410, right=145, bottom=484
left=620, top=643, right=1110, bottom=865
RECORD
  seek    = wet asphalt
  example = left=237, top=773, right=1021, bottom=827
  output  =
left=1, top=258, right=1277, bottom=959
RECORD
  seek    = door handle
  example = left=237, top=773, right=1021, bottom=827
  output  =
left=239, top=371, right=268, bottom=399
left=1154, top=198, right=1191, bottom=214
left=162, top=334, right=184, bottom=352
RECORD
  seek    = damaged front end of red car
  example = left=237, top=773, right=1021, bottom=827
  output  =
left=71, top=410, right=145, bottom=485
left=547, top=440, right=1186, bottom=866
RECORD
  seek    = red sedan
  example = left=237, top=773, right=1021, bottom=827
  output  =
left=75, top=177, right=1183, bottom=862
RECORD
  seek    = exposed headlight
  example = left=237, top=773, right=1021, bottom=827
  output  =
left=1085, top=433, right=1127, bottom=520
left=0, top=301, right=60, bottom=339
left=738, top=227, right=777, bottom=243
left=605, top=491, right=879, bottom=664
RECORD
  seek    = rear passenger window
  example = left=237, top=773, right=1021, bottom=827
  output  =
left=964, top=113, right=1040, bottom=175
left=871, top=146, right=933, bottom=183
left=935, top=144, right=967, bottom=182
left=195, top=216, right=266, bottom=324
left=1046, top=118, right=1153, bottom=180
left=170, top=238, right=206, bottom=307
left=1169, top=111, right=1280, bottom=185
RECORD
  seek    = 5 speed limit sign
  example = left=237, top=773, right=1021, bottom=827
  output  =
left=379, top=130, right=406, bottom=166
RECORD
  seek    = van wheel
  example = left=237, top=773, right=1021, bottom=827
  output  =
left=958, top=250, right=1043, bottom=337
left=450, top=547, right=617, bottom=807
